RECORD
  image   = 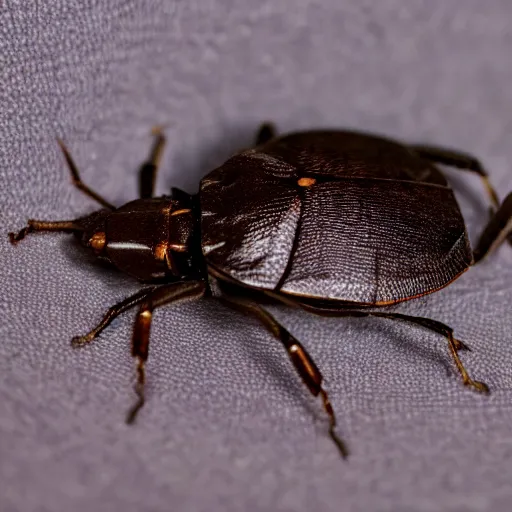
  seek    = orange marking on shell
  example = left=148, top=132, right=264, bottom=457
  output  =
left=170, top=208, right=191, bottom=216
left=89, top=232, right=106, bottom=252
left=298, top=177, right=316, bottom=187
left=154, top=242, right=168, bottom=261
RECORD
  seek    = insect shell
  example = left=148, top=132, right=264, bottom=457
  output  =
left=9, top=124, right=512, bottom=457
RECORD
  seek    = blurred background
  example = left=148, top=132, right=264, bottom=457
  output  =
left=1, top=2, right=512, bottom=512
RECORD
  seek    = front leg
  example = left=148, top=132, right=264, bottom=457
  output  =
left=71, top=287, right=158, bottom=347
left=126, top=280, right=206, bottom=424
left=138, top=126, right=166, bottom=199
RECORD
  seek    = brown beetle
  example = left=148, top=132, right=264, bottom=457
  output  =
left=9, top=124, right=512, bottom=457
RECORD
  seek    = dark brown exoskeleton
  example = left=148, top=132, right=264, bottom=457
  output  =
left=9, top=125, right=512, bottom=457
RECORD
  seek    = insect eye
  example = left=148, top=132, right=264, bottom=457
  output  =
left=89, top=231, right=106, bottom=253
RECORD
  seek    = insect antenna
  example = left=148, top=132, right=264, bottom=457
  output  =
left=8, top=220, right=84, bottom=244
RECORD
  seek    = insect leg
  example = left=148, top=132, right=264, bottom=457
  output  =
left=71, top=286, right=158, bottom=347
left=138, top=126, right=166, bottom=199
left=410, top=144, right=500, bottom=209
left=324, top=309, right=487, bottom=393
left=410, top=144, right=512, bottom=259
left=263, top=291, right=487, bottom=393
left=57, top=139, right=116, bottom=210
left=8, top=219, right=82, bottom=244
left=365, top=312, right=489, bottom=393
left=473, top=192, right=512, bottom=263
left=255, top=122, right=277, bottom=146
left=220, top=294, right=348, bottom=458
left=126, top=280, right=206, bottom=424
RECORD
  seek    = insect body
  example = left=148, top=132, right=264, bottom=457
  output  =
left=9, top=125, right=512, bottom=457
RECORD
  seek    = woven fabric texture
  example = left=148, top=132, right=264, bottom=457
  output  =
left=1, top=2, right=512, bottom=511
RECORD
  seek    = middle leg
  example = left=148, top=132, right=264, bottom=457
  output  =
left=220, top=293, right=348, bottom=458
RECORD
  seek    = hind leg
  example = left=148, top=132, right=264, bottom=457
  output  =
left=409, top=144, right=512, bottom=260
left=265, top=291, right=489, bottom=393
